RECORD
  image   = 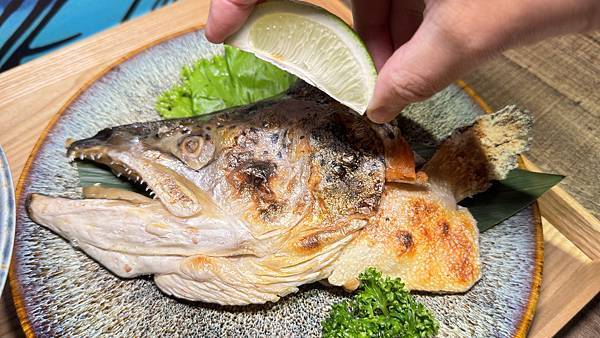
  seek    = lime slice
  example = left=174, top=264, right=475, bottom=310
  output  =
left=225, top=0, right=376, bottom=114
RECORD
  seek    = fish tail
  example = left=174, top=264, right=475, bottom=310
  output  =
left=424, top=105, right=533, bottom=201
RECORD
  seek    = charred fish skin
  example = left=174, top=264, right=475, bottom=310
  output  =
left=28, top=82, right=532, bottom=305
left=67, top=85, right=388, bottom=225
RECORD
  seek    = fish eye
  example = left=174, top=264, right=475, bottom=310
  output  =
left=181, top=136, right=203, bottom=155
left=175, top=135, right=215, bottom=170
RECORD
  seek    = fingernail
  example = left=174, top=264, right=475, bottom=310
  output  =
left=367, top=107, right=395, bottom=124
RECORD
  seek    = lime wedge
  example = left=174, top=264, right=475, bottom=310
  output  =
left=225, top=0, right=376, bottom=114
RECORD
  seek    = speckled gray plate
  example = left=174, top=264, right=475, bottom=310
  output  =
left=0, top=146, right=15, bottom=297
left=11, top=30, right=542, bottom=337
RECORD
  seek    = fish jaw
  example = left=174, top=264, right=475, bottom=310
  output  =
left=26, top=191, right=360, bottom=305
left=27, top=193, right=256, bottom=257
left=67, top=127, right=216, bottom=218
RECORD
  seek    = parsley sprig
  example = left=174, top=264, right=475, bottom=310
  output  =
left=322, top=268, right=439, bottom=338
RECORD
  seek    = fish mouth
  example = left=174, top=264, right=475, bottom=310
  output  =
left=28, top=131, right=258, bottom=262
left=69, top=144, right=153, bottom=189
left=67, top=139, right=208, bottom=218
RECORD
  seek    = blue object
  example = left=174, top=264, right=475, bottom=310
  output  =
left=0, top=0, right=176, bottom=72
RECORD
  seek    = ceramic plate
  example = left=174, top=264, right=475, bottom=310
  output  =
left=0, top=145, right=15, bottom=297
left=11, top=30, right=542, bottom=337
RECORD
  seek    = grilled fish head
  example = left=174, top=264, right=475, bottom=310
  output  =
left=30, top=95, right=397, bottom=304
left=28, top=82, right=532, bottom=305
left=65, top=97, right=387, bottom=222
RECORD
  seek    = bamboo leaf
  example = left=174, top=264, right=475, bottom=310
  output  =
left=76, top=161, right=150, bottom=196
left=411, top=144, right=436, bottom=161
left=460, top=169, right=564, bottom=232
left=77, top=161, right=129, bottom=188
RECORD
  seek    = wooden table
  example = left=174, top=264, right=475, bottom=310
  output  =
left=464, top=32, right=600, bottom=337
left=0, top=1, right=598, bottom=336
left=466, top=34, right=599, bottom=223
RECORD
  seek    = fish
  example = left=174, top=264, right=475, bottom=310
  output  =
left=28, top=82, right=532, bottom=305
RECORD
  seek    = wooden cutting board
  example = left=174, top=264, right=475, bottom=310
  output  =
left=0, top=0, right=599, bottom=337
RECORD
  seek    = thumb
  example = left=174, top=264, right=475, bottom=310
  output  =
left=366, top=22, right=486, bottom=123
left=205, top=0, right=261, bottom=43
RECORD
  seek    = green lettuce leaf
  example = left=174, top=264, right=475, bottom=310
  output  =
left=156, top=45, right=296, bottom=118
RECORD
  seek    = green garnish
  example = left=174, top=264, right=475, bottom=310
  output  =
left=460, top=168, right=563, bottom=232
left=156, top=45, right=296, bottom=118
left=322, top=268, right=439, bottom=338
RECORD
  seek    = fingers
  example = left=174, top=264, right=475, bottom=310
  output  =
left=367, top=0, right=600, bottom=123
left=390, top=0, right=424, bottom=48
left=367, top=16, right=484, bottom=123
left=351, top=0, right=393, bottom=70
left=205, top=0, right=260, bottom=43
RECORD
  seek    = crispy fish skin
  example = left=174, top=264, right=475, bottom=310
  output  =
left=28, top=84, right=531, bottom=305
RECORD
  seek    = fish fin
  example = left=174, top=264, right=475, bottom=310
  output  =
left=372, top=123, right=427, bottom=185
left=424, top=105, right=532, bottom=201
left=155, top=254, right=311, bottom=305
left=154, top=222, right=358, bottom=305
left=155, top=272, right=281, bottom=305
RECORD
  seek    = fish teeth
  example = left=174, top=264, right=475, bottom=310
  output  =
left=79, top=154, right=84, bottom=160
left=149, top=191, right=155, bottom=197
left=116, top=173, right=122, bottom=178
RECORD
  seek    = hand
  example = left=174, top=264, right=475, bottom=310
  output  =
left=354, top=0, right=600, bottom=122
left=205, top=0, right=600, bottom=123
left=205, top=0, right=262, bottom=44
